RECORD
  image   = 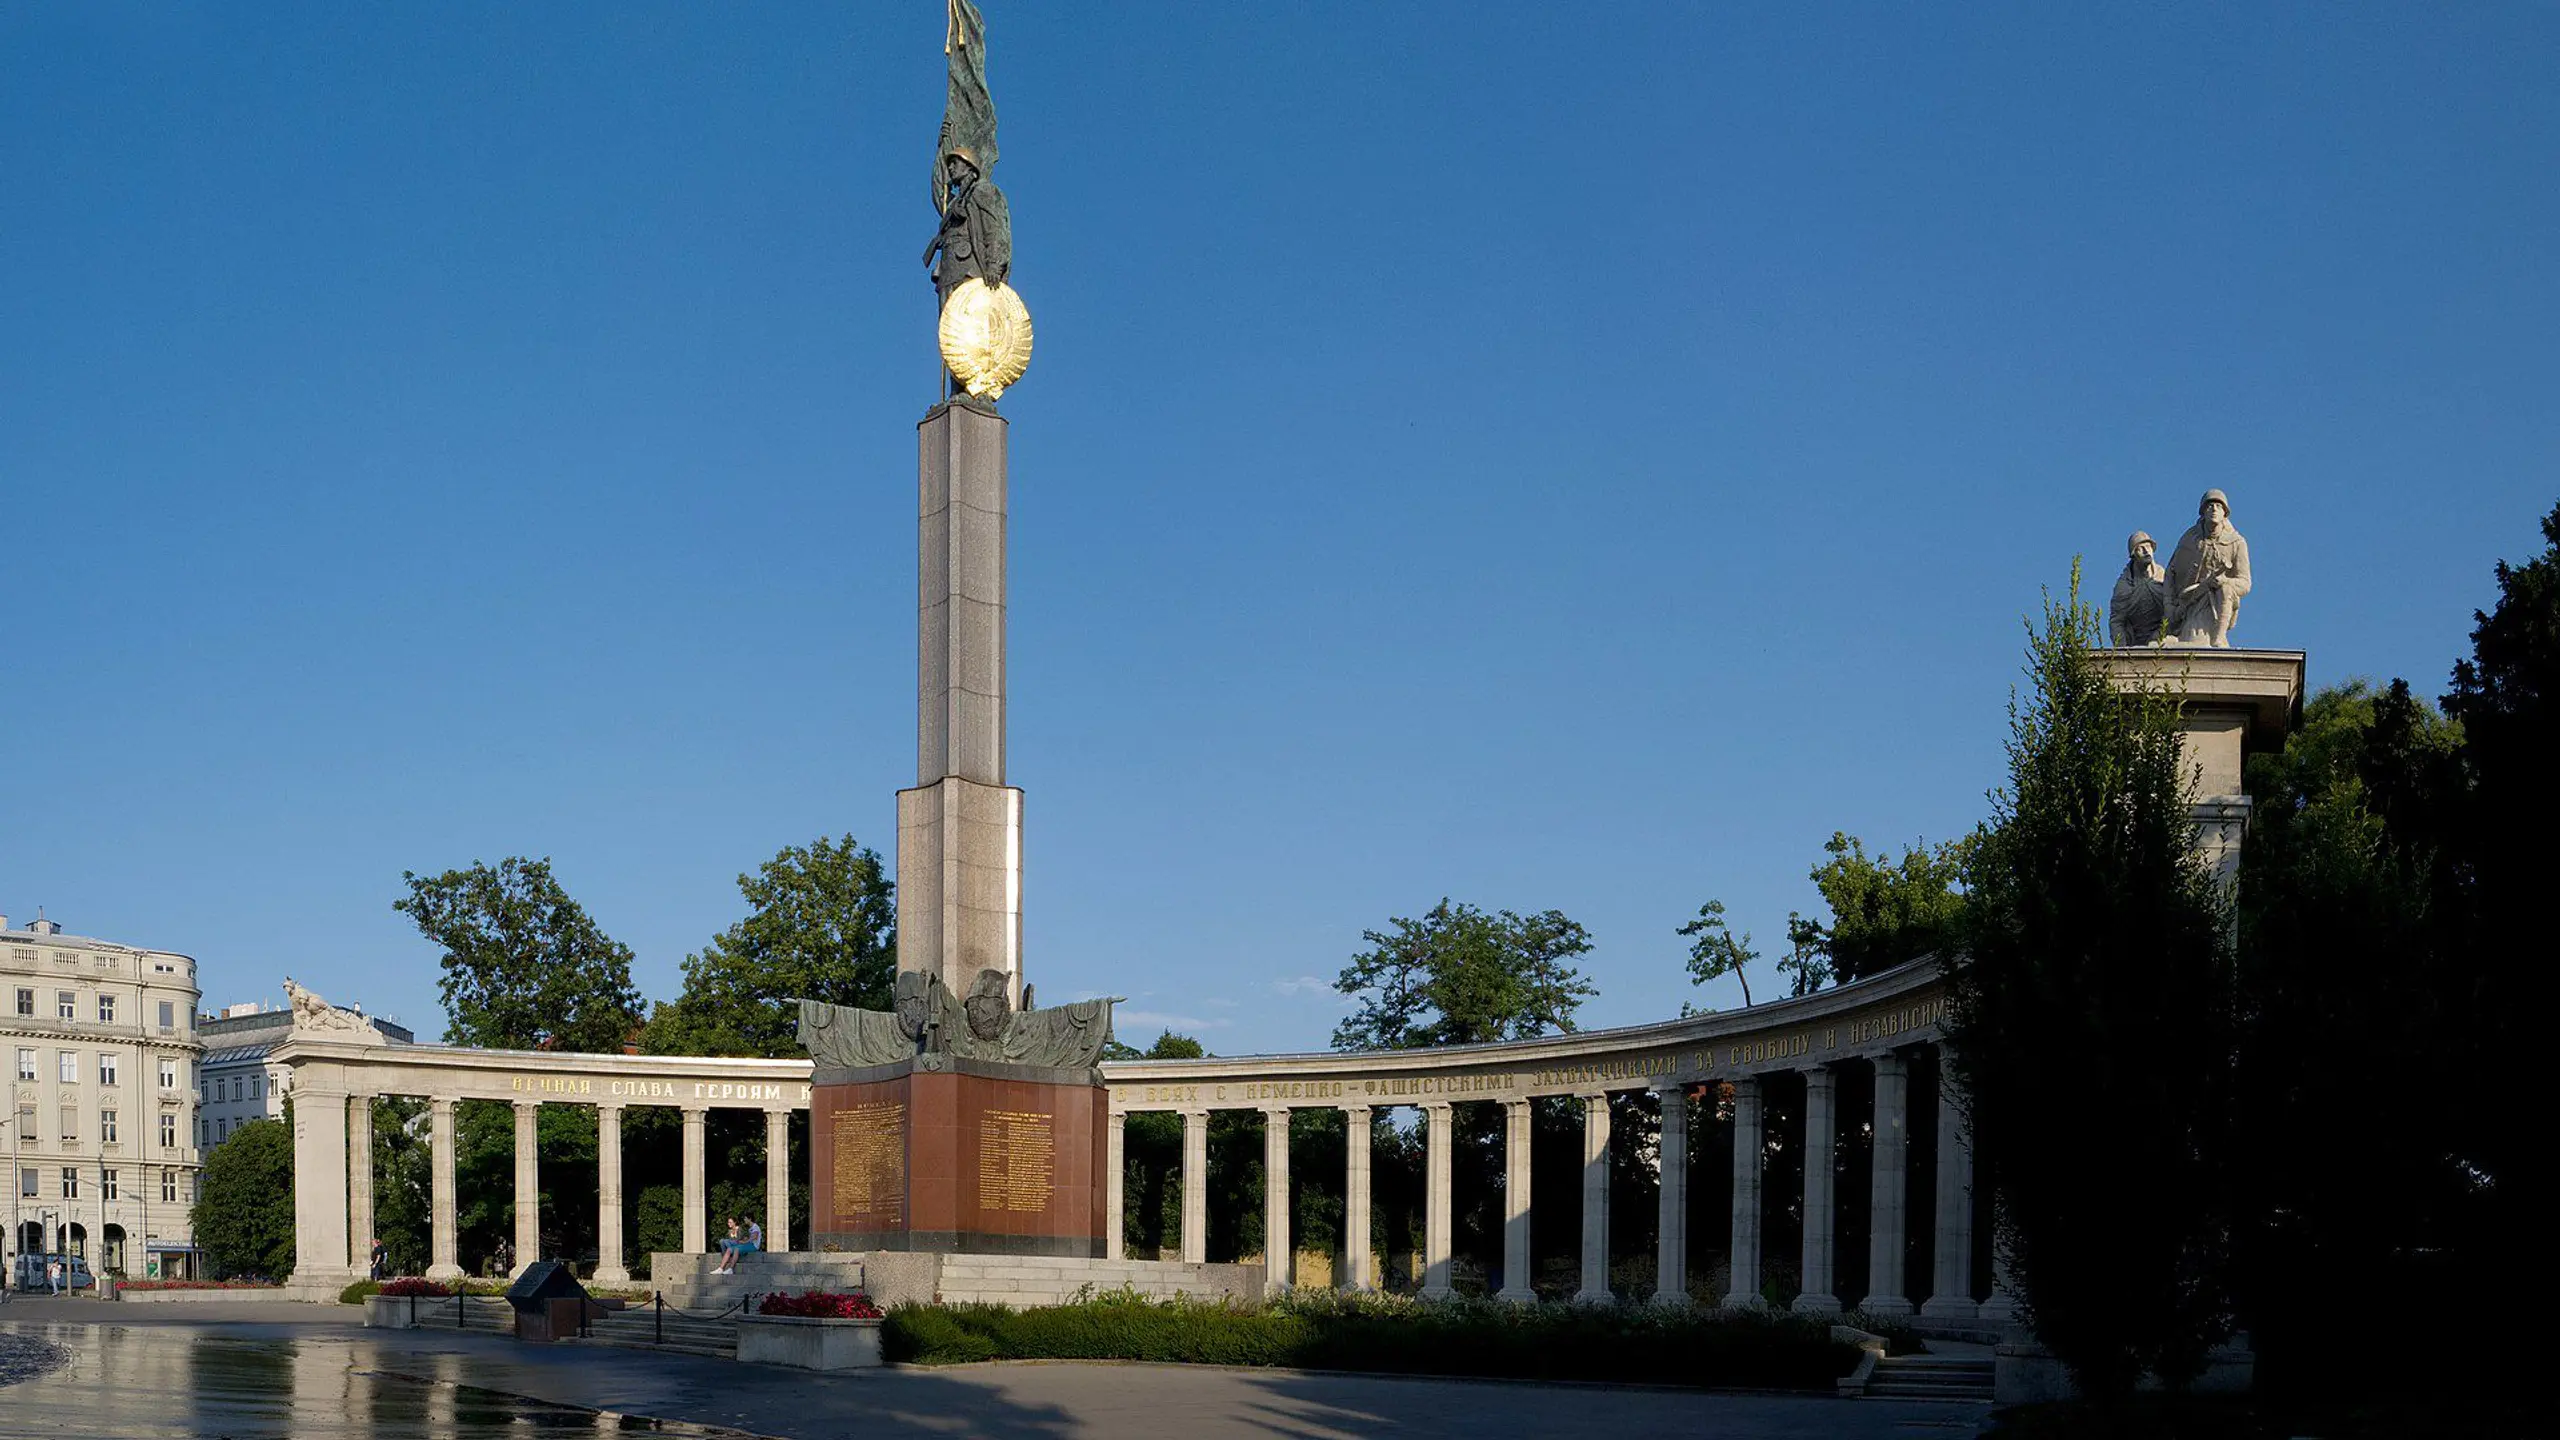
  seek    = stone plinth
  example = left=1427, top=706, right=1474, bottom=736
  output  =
left=737, top=1314, right=884, bottom=1371
left=809, top=1056, right=1106, bottom=1257
left=2088, top=647, right=2304, bottom=799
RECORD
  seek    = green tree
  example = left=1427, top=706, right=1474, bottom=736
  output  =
left=369, top=1096, right=433, bottom=1277
left=1332, top=899, right=1596, bottom=1050
left=2442, top=500, right=2559, bottom=1266
left=1801, top=832, right=1968, bottom=985
left=395, top=856, right=643, bottom=1053
left=193, top=1118, right=296, bottom=1280
left=1947, top=569, right=2236, bottom=1399
left=1121, top=1032, right=1206, bottom=1258
left=2234, top=679, right=2477, bottom=1388
left=1777, top=912, right=1831, bottom=996
left=1677, top=899, right=1757, bottom=1006
left=644, top=835, right=897, bottom=1058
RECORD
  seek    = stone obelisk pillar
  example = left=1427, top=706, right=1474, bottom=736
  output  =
left=897, top=398, right=1024, bottom=1007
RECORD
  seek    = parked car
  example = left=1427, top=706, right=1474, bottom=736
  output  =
left=11, top=1254, right=97, bottom=1291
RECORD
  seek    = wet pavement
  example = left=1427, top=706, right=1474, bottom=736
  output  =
left=0, top=1307, right=1991, bottom=1439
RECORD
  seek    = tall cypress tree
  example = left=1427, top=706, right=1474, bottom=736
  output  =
left=1947, top=569, right=2236, bottom=1399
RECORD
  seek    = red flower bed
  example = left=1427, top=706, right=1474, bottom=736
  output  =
left=380, top=1277, right=452, bottom=1297
left=758, top=1289, right=882, bottom=1319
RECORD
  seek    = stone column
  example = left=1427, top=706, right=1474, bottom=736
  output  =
left=897, top=399, right=1027, bottom=1006
left=1103, top=1109, right=1126, bottom=1262
left=1261, top=1107, right=1291, bottom=1294
left=1575, top=1093, right=1612, bottom=1304
left=1978, top=1212, right=2022, bottom=1327
left=1420, top=1101, right=1454, bottom=1299
left=290, top=1082, right=353, bottom=1287
left=1179, top=1109, right=1208, bottom=1265
left=764, top=1109, right=792, bottom=1256
left=594, top=1104, right=629, bottom=1286
left=511, top=1100, right=540, bottom=1275
left=1724, top=1075, right=1764, bottom=1309
left=1653, top=1083, right=1690, bottom=1307
left=1497, top=1099, right=1535, bottom=1302
left=346, top=1095, right=375, bottom=1275
left=1792, top=1067, right=1839, bottom=1314
left=1342, top=1105, right=1373, bottom=1291
left=681, top=1107, right=708, bottom=1255
left=427, top=1097, right=460, bottom=1281
left=1864, top=1053, right=1913, bottom=1317
left=1921, top=1058, right=1976, bottom=1318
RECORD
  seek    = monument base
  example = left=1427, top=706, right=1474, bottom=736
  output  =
left=809, top=1055, right=1106, bottom=1257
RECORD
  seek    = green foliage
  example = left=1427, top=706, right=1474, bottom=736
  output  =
left=1802, top=831, right=1969, bottom=984
left=193, top=1118, right=296, bottom=1281
left=643, top=835, right=896, bottom=1059
left=395, top=856, right=643, bottom=1053
left=368, top=1096, right=432, bottom=1278
left=2441, top=500, right=2560, bottom=1270
left=881, top=1290, right=1859, bottom=1389
left=339, top=1279, right=381, bottom=1304
left=1677, top=899, right=1757, bottom=1005
left=1332, top=899, right=1596, bottom=1050
left=1948, top=567, right=2236, bottom=1399
left=2234, top=679, right=2480, bottom=1385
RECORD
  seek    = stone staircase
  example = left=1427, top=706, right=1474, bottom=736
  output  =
left=648, top=1251, right=868, bottom=1313
left=578, top=1301, right=739, bottom=1360
left=1864, top=1351, right=1996, bottom=1402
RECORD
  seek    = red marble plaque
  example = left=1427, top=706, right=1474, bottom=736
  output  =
left=810, top=1061, right=1106, bottom=1256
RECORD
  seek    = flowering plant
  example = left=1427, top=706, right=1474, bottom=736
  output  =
left=380, top=1277, right=453, bottom=1297
left=758, top=1288, right=882, bottom=1319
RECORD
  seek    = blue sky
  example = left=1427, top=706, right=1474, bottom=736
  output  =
left=5, top=3, right=2554, bottom=1054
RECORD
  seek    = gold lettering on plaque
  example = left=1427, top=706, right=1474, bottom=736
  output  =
left=833, top=1102, right=905, bottom=1226
left=977, top=1108, right=1054, bottom=1214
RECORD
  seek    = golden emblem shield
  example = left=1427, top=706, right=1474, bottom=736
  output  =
left=937, top=278, right=1034, bottom=400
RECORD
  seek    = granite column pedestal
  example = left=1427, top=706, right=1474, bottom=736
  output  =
left=809, top=1056, right=1107, bottom=1257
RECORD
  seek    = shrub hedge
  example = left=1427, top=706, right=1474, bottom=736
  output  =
left=882, top=1289, right=1860, bottom=1390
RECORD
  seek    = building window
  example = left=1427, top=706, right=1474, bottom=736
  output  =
left=230, top=1077, right=243, bottom=1103
left=102, top=1169, right=117, bottom=1201
left=159, top=1113, right=176, bottom=1149
left=57, top=1052, right=77, bottom=1084
left=59, top=1112, right=77, bottom=1143
left=214, top=1117, right=228, bottom=1142
left=60, top=1168, right=77, bottom=1199
left=97, top=995, right=115, bottom=1024
left=157, top=1000, right=175, bottom=1031
left=17, top=1169, right=33, bottom=1199
left=100, top=1054, right=118, bottom=1086
left=161, top=1168, right=178, bottom=1203
left=159, top=1059, right=176, bottom=1091
left=100, top=1111, right=117, bottom=1144
left=12, top=989, right=30, bottom=1017
left=13, top=1050, right=31, bottom=1082
left=56, top=991, right=75, bottom=1021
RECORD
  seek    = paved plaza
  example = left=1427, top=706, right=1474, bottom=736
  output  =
left=0, top=1302, right=1989, bottom=1439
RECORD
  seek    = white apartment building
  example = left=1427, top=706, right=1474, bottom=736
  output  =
left=0, top=911, right=203, bottom=1280
left=198, top=999, right=410, bottom=1147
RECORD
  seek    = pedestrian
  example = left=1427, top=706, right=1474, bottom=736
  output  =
left=369, top=1237, right=386, bottom=1281
left=46, top=1259, right=61, bottom=1295
left=739, top=1217, right=763, bottom=1267
left=714, top=1217, right=741, bottom=1275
